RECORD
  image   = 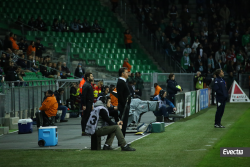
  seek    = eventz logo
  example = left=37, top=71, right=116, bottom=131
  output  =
left=223, top=149, right=243, bottom=155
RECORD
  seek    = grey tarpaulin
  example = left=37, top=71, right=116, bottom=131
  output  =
left=127, top=99, right=158, bottom=126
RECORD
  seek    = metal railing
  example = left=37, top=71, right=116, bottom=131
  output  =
left=117, top=0, right=185, bottom=73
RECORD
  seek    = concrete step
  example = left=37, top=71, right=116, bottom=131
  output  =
left=4, top=117, right=19, bottom=130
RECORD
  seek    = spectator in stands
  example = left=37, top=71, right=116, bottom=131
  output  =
left=77, top=19, right=84, bottom=32
left=194, top=71, right=204, bottom=90
left=35, top=16, right=47, bottom=31
left=226, top=50, right=236, bottom=63
left=242, top=30, right=250, bottom=47
left=27, top=55, right=39, bottom=73
left=197, top=5, right=205, bottom=21
left=154, top=83, right=162, bottom=96
left=17, top=54, right=27, bottom=69
left=98, top=86, right=110, bottom=102
left=183, top=44, right=191, bottom=56
left=71, top=19, right=79, bottom=33
left=74, top=63, right=85, bottom=78
left=9, top=32, right=20, bottom=51
left=135, top=72, right=144, bottom=97
left=127, top=72, right=135, bottom=83
left=122, top=58, right=131, bottom=73
left=36, top=90, right=58, bottom=127
left=27, top=41, right=36, bottom=56
left=215, top=48, right=226, bottom=64
left=155, top=27, right=162, bottom=42
left=52, top=19, right=60, bottom=32
left=4, top=61, right=16, bottom=77
left=35, top=38, right=45, bottom=58
left=189, top=48, right=196, bottom=63
left=59, top=18, right=69, bottom=32
left=192, top=38, right=200, bottom=51
left=50, top=63, right=58, bottom=76
left=219, top=5, right=230, bottom=29
left=28, top=17, right=36, bottom=30
left=226, top=72, right=235, bottom=91
left=0, top=53, right=7, bottom=67
left=18, top=38, right=28, bottom=54
left=40, top=62, right=47, bottom=76
left=199, top=62, right=204, bottom=74
left=220, top=41, right=227, bottom=52
left=226, top=61, right=235, bottom=74
left=61, top=62, right=70, bottom=75
left=181, top=7, right=191, bottom=24
left=179, top=37, right=187, bottom=51
left=207, top=55, right=215, bottom=74
left=196, top=44, right=204, bottom=58
left=181, top=52, right=190, bottom=71
left=92, top=19, right=104, bottom=33
left=124, top=29, right=133, bottom=49
left=168, top=5, right=179, bottom=23
left=215, top=59, right=223, bottom=69
left=54, top=88, right=68, bottom=122
left=153, top=89, right=177, bottom=122
left=3, top=35, right=13, bottom=54
left=236, top=50, right=245, bottom=65
left=82, top=18, right=90, bottom=33
left=111, top=0, right=118, bottom=13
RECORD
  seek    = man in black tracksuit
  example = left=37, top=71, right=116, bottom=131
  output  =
left=81, top=72, right=94, bottom=135
left=213, top=69, right=228, bottom=128
left=166, top=73, right=182, bottom=104
left=117, top=67, right=130, bottom=137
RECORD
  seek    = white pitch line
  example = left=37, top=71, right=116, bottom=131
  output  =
left=205, top=145, right=212, bottom=146
left=114, top=122, right=175, bottom=150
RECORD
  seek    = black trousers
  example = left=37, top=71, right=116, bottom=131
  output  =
left=168, top=94, right=175, bottom=105
left=118, top=104, right=130, bottom=137
left=215, top=100, right=226, bottom=125
left=81, top=103, right=92, bottom=132
left=35, top=111, right=55, bottom=128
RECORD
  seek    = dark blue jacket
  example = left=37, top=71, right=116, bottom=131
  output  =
left=167, top=79, right=181, bottom=95
left=213, top=77, right=228, bottom=102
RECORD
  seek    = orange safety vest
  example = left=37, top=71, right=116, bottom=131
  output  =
left=79, top=78, right=85, bottom=94
left=110, top=88, right=118, bottom=107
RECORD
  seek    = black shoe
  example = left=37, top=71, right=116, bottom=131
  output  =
left=121, top=145, right=136, bottom=151
left=103, top=145, right=113, bottom=150
left=219, top=125, right=225, bottom=128
left=60, top=120, right=68, bottom=122
left=214, top=124, right=220, bottom=128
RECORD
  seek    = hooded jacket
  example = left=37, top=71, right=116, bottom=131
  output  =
left=39, top=95, right=58, bottom=117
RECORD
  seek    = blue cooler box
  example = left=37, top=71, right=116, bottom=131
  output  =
left=38, top=126, right=58, bottom=147
left=18, top=119, right=33, bottom=134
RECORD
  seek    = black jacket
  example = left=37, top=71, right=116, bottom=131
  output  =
left=54, top=91, right=62, bottom=106
left=117, top=78, right=130, bottom=108
left=35, top=42, right=45, bottom=57
left=18, top=42, right=28, bottom=53
left=213, top=77, right=228, bottom=102
left=17, top=58, right=27, bottom=68
left=74, top=67, right=85, bottom=78
left=166, top=79, right=181, bottom=95
left=99, top=109, right=116, bottom=125
left=81, top=81, right=94, bottom=106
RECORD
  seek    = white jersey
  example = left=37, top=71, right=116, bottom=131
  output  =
left=85, top=106, right=109, bottom=135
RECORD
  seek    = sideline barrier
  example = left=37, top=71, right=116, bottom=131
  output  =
left=175, top=88, right=212, bottom=119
